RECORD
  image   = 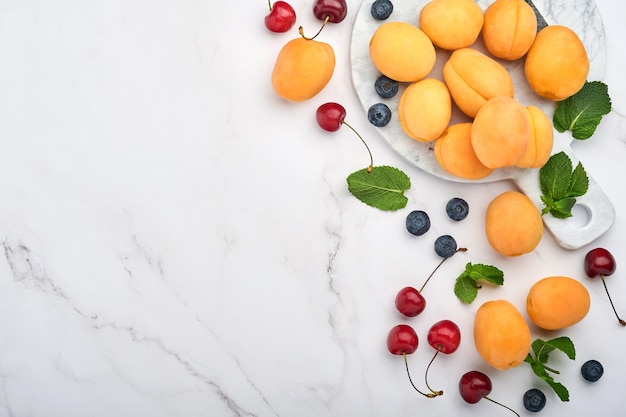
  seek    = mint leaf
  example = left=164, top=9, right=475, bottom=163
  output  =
left=346, top=165, right=410, bottom=211
left=553, top=80, right=612, bottom=140
left=454, top=262, right=504, bottom=304
left=454, top=274, right=478, bottom=304
left=539, top=152, right=589, bottom=218
left=525, top=337, right=575, bottom=401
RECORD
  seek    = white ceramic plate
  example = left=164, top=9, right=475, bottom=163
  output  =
left=350, top=0, right=614, bottom=249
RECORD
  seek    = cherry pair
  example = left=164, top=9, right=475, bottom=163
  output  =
left=265, top=0, right=347, bottom=35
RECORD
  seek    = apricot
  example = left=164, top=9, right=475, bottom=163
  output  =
left=369, top=21, right=436, bottom=83
left=443, top=48, right=514, bottom=118
left=419, top=0, right=484, bottom=50
left=482, top=0, right=537, bottom=60
left=474, top=300, right=531, bottom=370
left=398, top=78, right=451, bottom=142
left=434, top=123, right=494, bottom=180
left=524, top=25, right=589, bottom=100
left=471, top=96, right=530, bottom=168
left=527, top=276, right=591, bottom=330
left=515, top=105, right=554, bottom=168
left=271, top=37, right=335, bottom=102
left=485, top=190, right=543, bottom=256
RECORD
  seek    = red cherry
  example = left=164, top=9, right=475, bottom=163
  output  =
left=264, top=1, right=297, bottom=33
left=584, top=247, right=625, bottom=326
left=313, top=0, right=347, bottom=23
left=386, top=324, right=418, bottom=355
left=316, top=102, right=346, bottom=132
left=386, top=324, right=438, bottom=398
left=427, top=319, right=461, bottom=354
left=395, top=287, right=426, bottom=317
left=394, top=247, right=467, bottom=318
left=459, top=371, right=492, bottom=404
left=584, top=247, right=616, bottom=278
left=459, top=371, right=520, bottom=416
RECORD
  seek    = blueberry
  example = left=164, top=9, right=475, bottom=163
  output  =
left=374, top=74, right=398, bottom=98
left=367, top=103, right=392, bottom=127
left=523, top=388, right=546, bottom=412
left=371, top=0, right=393, bottom=20
left=446, top=197, right=469, bottom=221
left=434, top=235, right=457, bottom=258
left=406, top=210, right=430, bottom=236
left=581, top=359, right=604, bottom=382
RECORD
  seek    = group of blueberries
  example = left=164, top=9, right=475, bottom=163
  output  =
left=405, top=197, right=468, bottom=258
left=405, top=196, right=605, bottom=412
left=366, top=0, right=397, bottom=128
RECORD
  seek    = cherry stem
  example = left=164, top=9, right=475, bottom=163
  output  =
left=298, top=15, right=330, bottom=40
left=402, top=352, right=438, bottom=398
left=600, top=275, right=626, bottom=326
left=543, top=365, right=560, bottom=374
left=267, top=0, right=272, bottom=11
left=418, top=248, right=468, bottom=293
left=341, top=120, right=374, bottom=173
left=484, top=396, right=521, bottom=417
left=424, top=346, right=444, bottom=396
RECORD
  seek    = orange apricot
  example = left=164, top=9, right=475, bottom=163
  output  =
left=485, top=190, right=543, bottom=256
left=515, top=105, right=554, bottom=168
left=369, top=21, right=436, bottom=83
left=471, top=96, right=530, bottom=169
left=271, top=37, right=335, bottom=102
left=524, top=25, right=589, bottom=100
left=419, top=0, right=484, bottom=50
left=474, top=300, right=532, bottom=370
left=443, top=48, right=514, bottom=118
left=527, top=276, right=591, bottom=330
left=434, top=122, right=494, bottom=180
left=482, top=0, right=537, bottom=60
left=398, top=78, right=451, bottom=142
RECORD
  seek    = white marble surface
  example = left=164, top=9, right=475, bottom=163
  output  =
left=0, top=0, right=625, bottom=416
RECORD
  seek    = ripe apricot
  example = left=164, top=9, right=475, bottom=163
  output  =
left=443, top=48, right=514, bottom=118
left=369, top=21, right=436, bottom=83
left=419, top=0, right=484, bottom=50
left=471, top=96, right=530, bottom=169
left=527, top=276, right=591, bottom=330
left=474, top=300, right=531, bottom=370
left=482, top=0, right=537, bottom=60
left=271, top=37, right=335, bottom=102
left=524, top=25, right=589, bottom=100
left=434, top=122, right=493, bottom=180
left=398, top=78, right=451, bottom=142
left=515, top=105, right=554, bottom=168
left=485, top=190, right=543, bottom=256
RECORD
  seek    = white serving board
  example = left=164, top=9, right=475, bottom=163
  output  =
left=350, top=0, right=614, bottom=249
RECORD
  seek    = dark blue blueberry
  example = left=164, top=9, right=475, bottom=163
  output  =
left=406, top=210, right=430, bottom=236
left=374, top=74, right=398, bottom=98
left=581, top=359, right=604, bottom=382
left=523, top=388, right=546, bottom=412
left=367, top=103, right=392, bottom=127
left=446, top=197, right=469, bottom=221
left=371, top=0, right=393, bottom=20
left=434, top=235, right=457, bottom=258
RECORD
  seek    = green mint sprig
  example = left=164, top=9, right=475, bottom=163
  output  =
left=347, top=165, right=410, bottom=211
left=524, top=336, right=576, bottom=402
left=454, top=262, right=504, bottom=304
left=539, top=151, right=588, bottom=218
left=553, top=81, right=611, bottom=140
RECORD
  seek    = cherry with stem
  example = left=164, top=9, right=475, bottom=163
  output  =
left=459, top=370, right=520, bottom=417
left=395, top=248, right=467, bottom=317
left=299, top=0, right=347, bottom=39
left=264, top=0, right=297, bottom=33
left=386, top=324, right=439, bottom=398
left=424, top=319, right=461, bottom=396
left=584, top=247, right=625, bottom=326
left=316, top=102, right=374, bottom=173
